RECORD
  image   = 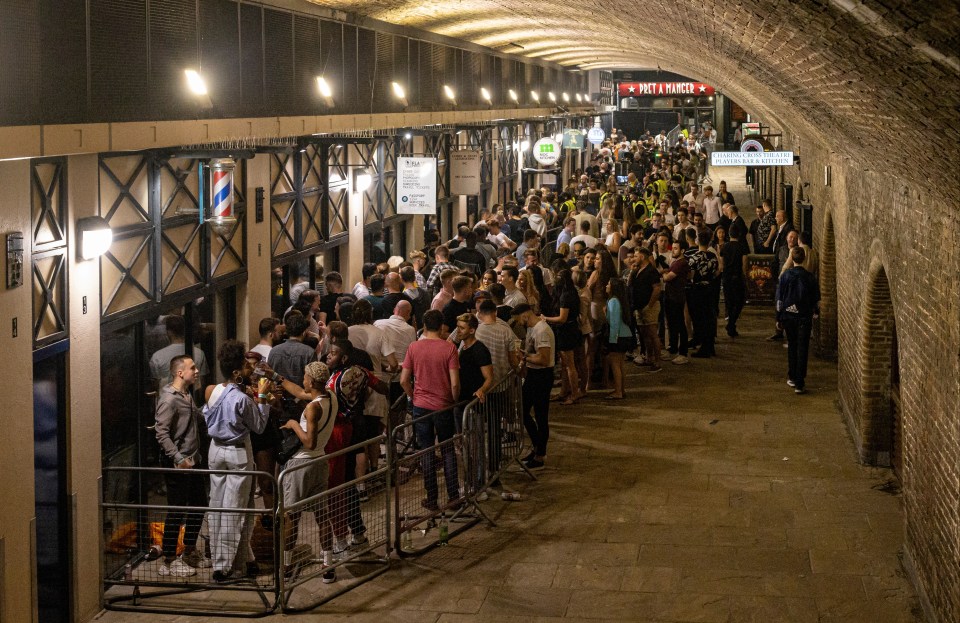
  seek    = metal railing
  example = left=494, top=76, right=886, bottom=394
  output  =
left=101, top=371, right=527, bottom=616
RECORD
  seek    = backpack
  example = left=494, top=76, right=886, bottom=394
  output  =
left=508, top=217, right=529, bottom=245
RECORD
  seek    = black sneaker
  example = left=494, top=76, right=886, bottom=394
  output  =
left=212, top=570, right=235, bottom=583
left=766, top=333, right=783, bottom=341
left=521, top=450, right=536, bottom=462
left=524, top=458, right=545, bottom=469
left=322, top=568, right=336, bottom=584
left=421, top=499, right=440, bottom=512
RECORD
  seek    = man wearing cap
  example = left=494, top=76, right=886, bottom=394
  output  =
left=512, top=303, right=555, bottom=470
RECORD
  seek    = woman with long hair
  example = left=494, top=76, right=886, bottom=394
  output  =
left=620, top=194, right=637, bottom=239
left=572, top=267, right=593, bottom=396
left=604, top=217, right=622, bottom=259
left=480, top=269, right=498, bottom=290
left=516, top=270, right=540, bottom=313
left=543, top=269, right=584, bottom=405
left=584, top=249, right=617, bottom=390
left=604, top=278, right=634, bottom=400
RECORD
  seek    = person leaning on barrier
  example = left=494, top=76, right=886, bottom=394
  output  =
left=202, top=340, right=272, bottom=583
left=400, top=309, right=462, bottom=512
left=276, top=361, right=339, bottom=583
left=154, top=354, right=209, bottom=577
left=512, top=303, right=555, bottom=470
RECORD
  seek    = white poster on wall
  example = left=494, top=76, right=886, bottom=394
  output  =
left=450, top=150, right=481, bottom=195
left=397, top=157, right=437, bottom=214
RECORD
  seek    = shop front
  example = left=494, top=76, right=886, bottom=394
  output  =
left=611, top=71, right=721, bottom=143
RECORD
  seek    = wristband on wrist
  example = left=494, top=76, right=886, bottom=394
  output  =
left=258, top=393, right=268, bottom=400
left=272, top=372, right=282, bottom=383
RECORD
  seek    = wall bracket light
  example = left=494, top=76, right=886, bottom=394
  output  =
left=77, top=216, right=113, bottom=261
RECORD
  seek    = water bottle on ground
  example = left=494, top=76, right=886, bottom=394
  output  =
left=501, top=491, right=522, bottom=501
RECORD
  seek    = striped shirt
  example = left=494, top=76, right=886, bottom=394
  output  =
left=475, top=319, right=520, bottom=382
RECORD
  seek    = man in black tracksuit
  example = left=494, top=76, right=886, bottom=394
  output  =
left=776, top=247, right=821, bottom=394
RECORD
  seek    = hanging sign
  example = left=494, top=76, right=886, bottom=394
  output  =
left=587, top=127, right=606, bottom=145
left=711, top=151, right=795, bottom=167
left=618, top=82, right=715, bottom=97
left=397, top=157, right=437, bottom=214
left=450, top=150, right=481, bottom=196
left=533, top=137, right=561, bottom=166
left=562, top=129, right=585, bottom=150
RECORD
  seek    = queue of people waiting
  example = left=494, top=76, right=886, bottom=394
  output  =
left=150, top=128, right=820, bottom=587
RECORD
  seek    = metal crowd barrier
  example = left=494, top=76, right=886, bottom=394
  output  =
left=101, top=465, right=281, bottom=617
left=277, top=435, right=391, bottom=612
left=101, top=371, right=530, bottom=616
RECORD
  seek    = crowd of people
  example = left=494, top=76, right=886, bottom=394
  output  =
left=150, top=125, right=820, bottom=587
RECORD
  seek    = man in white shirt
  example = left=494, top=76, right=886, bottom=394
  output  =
left=700, top=185, right=722, bottom=228
left=499, top=266, right=527, bottom=308
left=570, top=220, right=599, bottom=250
left=673, top=208, right=694, bottom=242
left=374, top=300, right=417, bottom=367
left=352, top=263, right=377, bottom=300
left=486, top=218, right=516, bottom=252
left=682, top=182, right=703, bottom=215
left=249, top=318, right=279, bottom=360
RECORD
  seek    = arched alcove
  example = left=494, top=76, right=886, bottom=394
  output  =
left=817, top=211, right=838, bottom=358
left=858, top=265, right=901, bottom=470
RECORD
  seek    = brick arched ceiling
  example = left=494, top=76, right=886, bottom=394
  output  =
left=310, top=0, right=959, bottom=189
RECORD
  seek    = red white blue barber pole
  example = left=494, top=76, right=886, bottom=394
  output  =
left=208, top=158, right=237, bottom=236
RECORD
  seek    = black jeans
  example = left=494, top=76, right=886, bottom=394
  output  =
left=687, top=285, right=716, bottom=355
left=782, top=315, right=813, bottom=389
left=413, top=406, right=460, bottom=503
left=522, top=367, right=554, bottom=456
left=162, top=467, right=207, bottom=560
left=664, top=296, right=688, bottom=356
left=723, top=277, right=746, bottom=333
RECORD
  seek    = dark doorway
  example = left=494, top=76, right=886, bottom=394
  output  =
left=890, top=326, right=903, bottom=479
left=33, top=344, right=71, bottom=623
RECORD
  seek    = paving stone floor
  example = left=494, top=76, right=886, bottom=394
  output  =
left=95, top=305, right=923, bottom=622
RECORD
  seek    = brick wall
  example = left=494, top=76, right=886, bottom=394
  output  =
left=797, top=142, right=960, bottom=622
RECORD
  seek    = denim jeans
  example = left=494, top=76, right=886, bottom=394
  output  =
left=412, top=406, right=460, bottom=504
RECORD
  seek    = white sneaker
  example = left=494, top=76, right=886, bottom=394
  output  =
left=476, top=490, right=489, bottom=502
left=787, top=380, right=796, bottom=387
left=672, top=355, right=689, bottom=365
left=660, top=352, right=674, bottom=361
left=158, top=558, right=196, bottom=577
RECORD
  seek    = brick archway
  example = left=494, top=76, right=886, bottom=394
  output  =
left=858, top=264, right=900, bottom=467
left=816, top=210, right=838, bottom=358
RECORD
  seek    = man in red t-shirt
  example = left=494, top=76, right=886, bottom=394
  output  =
left=400, top=309, right=461, bottom=511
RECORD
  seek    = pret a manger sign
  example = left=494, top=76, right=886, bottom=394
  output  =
left=617, top=82, right=715, bottom=97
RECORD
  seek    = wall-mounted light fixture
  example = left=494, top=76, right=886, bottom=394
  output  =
left=316, top=76, right=334, bottom=107
left=480, top=87, right=492, bottom=104
left=353, top=168, right=373, bottom=193
left=508, top=89, right=519, bottom=103
left=561, top=92, right=569, bottom=103
left=576, top=93, right=583, bottom=102
left=519, top=140, right=531, bottom=151
left=582, top=93, right=590, bottom=102
left=391, top=81, right=408, bottom=108
left=548, top=92, right=557, bottom=103
left=77, top=216, right=113, bottom=261
left=530, top=91, right=540, bottom=103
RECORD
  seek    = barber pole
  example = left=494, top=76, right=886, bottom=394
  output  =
left=208, top=158, right=237, bottom=235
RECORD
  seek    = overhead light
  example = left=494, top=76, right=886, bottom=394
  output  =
left=548, top=92, right=556, bottom=103
left=708, top=96, right=714, bottom=102
left=404, top=132, right=412, bottom=140
left=184, top=69, right=208, bottom=96
left=481, top=87, right=492, bottom=103
left=391, top=81, right=408, bottom=107
left=77, top=216, right=113, bottom=261
left=508, top=89, right=519, bottom=103
left=530, top=91, right=540, bottom=103
left=583, top=93, right=590, bottom=101
left=562, top=92, right=569, bottom=103
left=576, top=93, right=582, bottom=102
left=353, top=168, right=372, bottom=193
left=316, top=76, right=332, bottom=98
left=443, top=84, right=456, bottom=104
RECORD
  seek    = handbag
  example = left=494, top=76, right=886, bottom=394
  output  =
left=277, top=396, right=332, bottom=464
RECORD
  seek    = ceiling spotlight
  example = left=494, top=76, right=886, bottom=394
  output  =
left=562, top=92, right=569, bottom=103
left=508, top=89, right=519, bottom=103
left=481, top=87, right=492, bottom=103
left=576, top=93, right=582, bottom=102
left=443, top=84, right=457, bottom=104
left=316, top=76, right=334, bottom=106
left=530, top=91, right=540, bottom=103
left=391, top=81, right=408, bottom=107
left=548, top=92, right=556, bottom=103
left=184, top=69, right=208, bottom=96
